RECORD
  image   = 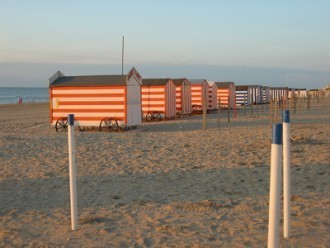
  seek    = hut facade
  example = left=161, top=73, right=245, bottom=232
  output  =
left=270, top=87, right=289, bottom=102
left=215, top=82, right=236, bottom=108
left=172, top=78, right=192, bottom=116
left=207, top=81, right=217, bottom=110
left=262, top=86, right=271, bottom=103
left=288, top=88, right=307, bottom=99
left=49, top=67, right=143, bottom=127
left=235, top=85, right=249, bottom=106
left=189, top=79, right=209, bottom=111
left=141, top=78, right=176, bottom=120
left=235, top=85, right=263, bottom=105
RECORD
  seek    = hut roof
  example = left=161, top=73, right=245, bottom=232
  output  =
left=50, top=75, right=127, bottom=87
left=188, top=79, right=208, bottom=85
left=172, top=78, right=189, bottom=86
left=142, top=78, right=171, bottom=86
left=235, top=85, right=249, bottom=91
left=215, top=82, right=235, bottom=88
left=235, top=85, right=260, bottom=90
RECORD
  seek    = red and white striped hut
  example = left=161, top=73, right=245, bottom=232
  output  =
left=172, top=78, right=192, bottom=116
left=189, top=79, right=209, bottom=111
left=49, top=67, right=142, bottom=128
left=207, top=80, right=217, bottom=110
left=215, top=82, right=236, bottom=108
left=141, top=78, right=176, bottom=120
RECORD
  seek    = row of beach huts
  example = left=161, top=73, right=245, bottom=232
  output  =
left=48, top=67, right=313, bottom=130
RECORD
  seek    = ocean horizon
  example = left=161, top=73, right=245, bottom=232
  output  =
left=0, top=87, right=49, bottom=105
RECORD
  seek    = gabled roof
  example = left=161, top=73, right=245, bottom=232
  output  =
left=172, top=78, right=190, bottom=86
left=50, top=75, right=127, bottom=87
left=142, top=78, right=172, bottom=86
left=215, top=82, right=235, bottom=88
left=188, top=79, right=208, bottom=85
left=49, top=67, right=142, bottom=87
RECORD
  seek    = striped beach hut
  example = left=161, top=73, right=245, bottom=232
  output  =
left=49, top=67, right=142, bottom=130
left=207, top=81, right=217, bottom=110
left=215, top=82, right=236, bottom=109
left=141, top=78, right=176, bottom=120
left=172, top=78, right=192, bottom=116
left=270, top=87, right=289, bottom=102
left=189, top=79, right=209, bottom=112
left=235, top=85, right=249, bottom=106
left=262, top=86, right=271, bottom=103
left=235, top=85, right=263, bottom=106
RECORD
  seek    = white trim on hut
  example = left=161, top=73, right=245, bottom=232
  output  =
left=141, top=78, right=176, bottom=119
left=189, top=79, right=209, bottom=110
left=215, top=82, right=236, bottom=108
left=172, top=78, right=192, bottom=115
left=49, top=67, right=142, bottom=127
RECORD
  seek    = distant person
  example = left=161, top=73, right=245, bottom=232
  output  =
left=18, top=97, right=23, bottom=104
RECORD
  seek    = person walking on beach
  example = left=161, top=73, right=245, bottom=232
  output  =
left=18, top=97, right=23, bottom=104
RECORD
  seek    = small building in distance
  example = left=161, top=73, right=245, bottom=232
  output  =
left=189, top=79, right=209, bottom=112
left=172, top=78, right=192, bottom=116
left=215, top=82, right=236, bottom=109
left=141, top=78, right=176, bottom=120
left=207, top=80, right=218, bottom=110
left=49, top=67, right=142, bottom=129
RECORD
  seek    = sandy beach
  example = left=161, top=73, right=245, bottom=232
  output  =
left=0, top=99, right=329, bottom=247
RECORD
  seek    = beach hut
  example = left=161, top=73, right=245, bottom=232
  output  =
left=235, top=85, right=249, bottom=106
left=141, top=78, right=176, bottom=120
left=270, top=87, right=289, bottom=102
left=49, top=67, right=142, bottom=131
left=207, top=81, right=217, bottom=110
left=189, top=79, right=209, bottom=112
left=172, top=78, right=192, bottom=116
left=215, top=82, right=236, bottom=108
left=289, top=88, right=307, bottom=99
left=262, top=86, right=271, bottom=103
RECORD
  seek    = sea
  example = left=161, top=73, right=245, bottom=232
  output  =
left=0, top=87, right=49, bottom=105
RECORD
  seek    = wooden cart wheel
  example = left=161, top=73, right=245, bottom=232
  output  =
left=55, top=117, right=68, bottom=132
left=109, top=119, right=119, bottom=132
left=145, top=112, right=152, bottom=122
left=99, top=118, right=119, bottom=132
left=154, top=112, right=162, bottom=121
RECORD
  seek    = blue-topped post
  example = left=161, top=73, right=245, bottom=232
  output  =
left=268, top=123, right=282, bottom=248
left=283, top=110, right=291, bottom=238
left=68, top=114, right=78, bottom=230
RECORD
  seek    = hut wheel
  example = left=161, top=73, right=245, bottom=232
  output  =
left=154, top=112, right=162, bottom=121
left=145, top=112, right=153, bottom=122
left=55, top=117, right=68, bottom=132
left=99, top=118, right=119, bottom=132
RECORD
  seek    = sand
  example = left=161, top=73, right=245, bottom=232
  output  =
left=0, top=99, right=329, bottom=247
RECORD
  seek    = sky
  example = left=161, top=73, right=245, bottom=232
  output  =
left=1, top=0, right=329, bottom=89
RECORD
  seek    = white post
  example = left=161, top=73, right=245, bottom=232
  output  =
left=283, top=110, right=291, bottom=238
left=202, top=91, right=207, bottom=130
left=268, top=124, right=282, bottom=248
left=68, top=114, right=78, bottom=230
